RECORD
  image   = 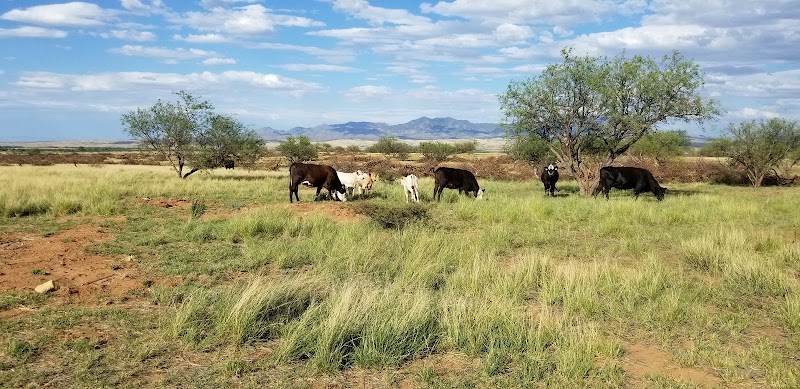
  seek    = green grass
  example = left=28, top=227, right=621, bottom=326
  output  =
left=1, top=164, right=800, bottom=386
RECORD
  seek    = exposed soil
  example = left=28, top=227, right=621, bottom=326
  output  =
left=0, top=224, right=145, bottom=306
left=621, top=342, right=722, bottom=387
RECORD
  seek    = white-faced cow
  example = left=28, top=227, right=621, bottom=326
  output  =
left=289, top=162, right=347, bottom=203
left=337, top=170, right=366, bottom=200
left=540, top=164, right=559, bottom=197
left=401, top=174, right=420, bottom=203
left=594, top=166, right=667, bottom=201
left=433, top=167, right=484, bottom=201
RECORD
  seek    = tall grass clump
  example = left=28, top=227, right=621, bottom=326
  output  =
left=679, top=228, right=748, bottom=273
left=168, top=276, right=326, bottom=348
left=439, top=294, right=531, bottom=355
left=275, top=282, right=439, bottom=370
left=784, top=293, right=800, bottom=332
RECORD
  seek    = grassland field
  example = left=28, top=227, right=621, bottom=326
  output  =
left=0, top=162, right=799, bottom=388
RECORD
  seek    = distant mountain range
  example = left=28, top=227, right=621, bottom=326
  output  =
left=256, top=117, right=505, bottom=141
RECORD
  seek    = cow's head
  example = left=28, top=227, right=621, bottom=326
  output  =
left=476, top=188, right=486, bottom=200
left=656, top=187, right=667, bottom=201
left=546, top=164, right=557, bottom=176
left=333, top=190, right=348, bottom=202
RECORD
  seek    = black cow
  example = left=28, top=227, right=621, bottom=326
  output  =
left=289, top=162, right=347, bottom=203
left=540, top=164, right=559, bottom=197
left=594, top=166, right=667, bottom=201
left=433, top=166, right=485, bottom=201
left=223, top=159, right=235, bottom=169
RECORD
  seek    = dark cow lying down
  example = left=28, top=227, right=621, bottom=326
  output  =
left=594, top=166, right=667, bottom=201
left=289, top=162, right=347, bottom=203
left=433, top=166, right=484, bottom=201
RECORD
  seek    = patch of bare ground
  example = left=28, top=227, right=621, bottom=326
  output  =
left=284, top=202, right=369, bottom=224
left=621, top=341, right=722, bottom=388
left=0, top=224, right=146, bottom=306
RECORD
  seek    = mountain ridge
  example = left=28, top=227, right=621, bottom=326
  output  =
left=256, top=117, right=505, bottom=141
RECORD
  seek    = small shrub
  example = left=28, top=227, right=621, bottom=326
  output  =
left=350, top=202, right=430, bottom=229
left=190, top=199, right=207, bottom=219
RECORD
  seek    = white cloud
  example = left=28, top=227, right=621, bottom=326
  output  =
left=0, top=26, right=68, bottom=38
left=254, top=42, right=356, bottom=64
left=421, top=0, right=647, bottom=26
left=331, top=0, right=431, bottom=26
left=176, top=4, right=324, bottom=37
left=386, top=65, right=435, bottom=84
left=494, top=23, right=533, bottom=44
left=281, top=64, right=359, bottom=72
left=1, top=2, right=117, bottom=27
left=173, top=33, right=230, bottom=43
left=120, top=0, right=165, bottom=14
left=108, top=45, right=218, bottom=60
left=344, top=85, right=393, bottom=100
left=13, top=70, right=323, bottom=95
left=98, top=29, right=157, bottom=41
left=202, top=57, right=236, bottom=65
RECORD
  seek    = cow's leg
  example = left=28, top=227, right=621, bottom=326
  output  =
left=290, top=181, right=299, bottom=203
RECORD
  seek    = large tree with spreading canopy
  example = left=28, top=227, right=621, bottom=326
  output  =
left=499, top=48, right=720, bottom=195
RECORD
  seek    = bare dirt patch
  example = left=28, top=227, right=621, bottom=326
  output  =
left=0, top=224, right=145, bottom=305
left=621, top=342, right=722, bottom=387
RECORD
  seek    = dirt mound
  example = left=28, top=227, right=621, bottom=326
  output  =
left=0, top=224, right=145, bottom=305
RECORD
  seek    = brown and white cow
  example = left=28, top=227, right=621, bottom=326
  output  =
left=289, top=162, right=347, bottom=203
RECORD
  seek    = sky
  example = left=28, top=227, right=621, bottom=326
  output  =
left=1, top=0, right=799, bottom=141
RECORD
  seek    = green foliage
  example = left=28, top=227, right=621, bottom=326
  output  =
left=345, top=145, right=361, bottom=153
left=628, top=130, right=691, bottom=160
left=195, top=115, right=265, bottom=170
left=698, top=137, right=732, bottom=157
left=276, top=135, right=318, bottom=163
left=453, top=141, right=478, bottom=154
left=500, top=48, right=720, bottom=194
left=190, top=199, right=207, bottom=219
left=121, top=91, right=265, bottom=178
left=417, top=141, right=456, bottom=162
left=366, top=137, right=412, bottom=160
left=503, top=135, right=552, bottom=163
left=350, top=202, right=430, bottom=229
left=724, top=118, right=800, bottom=187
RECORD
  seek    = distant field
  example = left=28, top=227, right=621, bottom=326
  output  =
left=1, top=164, right=799, bottom=387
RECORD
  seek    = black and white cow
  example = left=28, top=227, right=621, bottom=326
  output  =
left=289, top=162, right=347, bottom=203
left=433, top=166, right=484, bottom=201
left=594, top=166, right=667, bottom=201
left=540, top=164, right=559, bottom=197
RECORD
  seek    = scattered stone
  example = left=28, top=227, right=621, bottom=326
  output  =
left=34, top=280, right=55, bottom=293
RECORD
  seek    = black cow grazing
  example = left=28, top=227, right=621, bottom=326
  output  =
left=289, top=162, right=347, bottom=203
left=594, top=166, right=667, bottom=201
left=540, top=164, right=559, bottom=196
left=223, top=159, right=235, bottom=169
left=433, top=166, right=485, bottom=201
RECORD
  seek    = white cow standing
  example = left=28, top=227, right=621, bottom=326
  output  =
left=401, top=174, right=420, bottom=203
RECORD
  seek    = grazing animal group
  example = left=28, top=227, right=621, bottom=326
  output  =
left=287, top=161, right=666, bottom=203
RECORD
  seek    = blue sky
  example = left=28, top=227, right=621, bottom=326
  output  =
left=1, top=0, right=799, bottom=141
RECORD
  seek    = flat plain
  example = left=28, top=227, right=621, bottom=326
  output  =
left=1, top=162, right=799, bottom=388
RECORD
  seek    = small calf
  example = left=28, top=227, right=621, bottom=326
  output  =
left=401, top=174, right=420, bottom=203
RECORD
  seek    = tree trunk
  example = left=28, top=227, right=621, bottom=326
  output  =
left=183, top=168, right=200, bottom=179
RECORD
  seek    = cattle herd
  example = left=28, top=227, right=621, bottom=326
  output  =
left=287, top=161, right=667, bottom=203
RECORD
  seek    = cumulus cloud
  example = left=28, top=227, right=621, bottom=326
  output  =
left=173, top=33, right=230, bottom=43
left=0, top=26, right=67, bottom=38
left=421, top=0, right=647, bottom=26
left=254, top=42, right=356, bottom=64
left=175, top=4, right=324, bottom=37
left=120, top=0, right=165, bottom=14
left=1, top=2, right=117, bottom=27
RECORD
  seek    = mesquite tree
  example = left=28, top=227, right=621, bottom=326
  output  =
left=121, top=91, right=264, bottom=178
left=726, top=119, right=800, bottom=187
left=499, top=48, right=720, bottom=195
